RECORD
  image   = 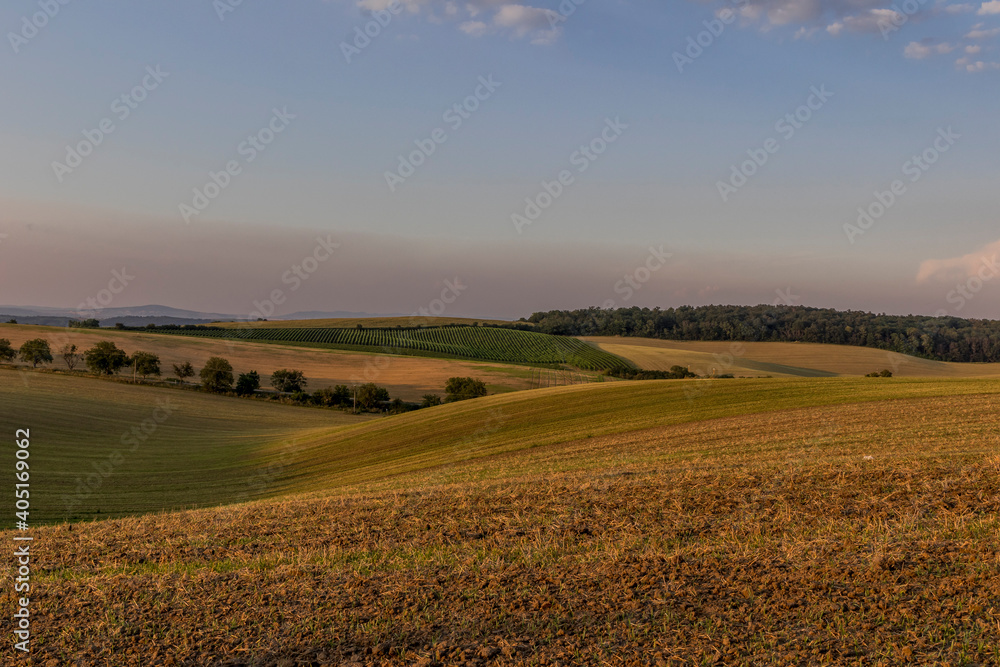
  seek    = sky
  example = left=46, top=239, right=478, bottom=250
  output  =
left=0, top=0, right=998, bottom=320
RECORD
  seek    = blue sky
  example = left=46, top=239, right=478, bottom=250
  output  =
left=1, top=0, right=998, bottom=319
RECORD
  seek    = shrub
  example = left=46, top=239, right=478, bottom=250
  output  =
left=444, top=377, right=488, bottom=402
left=271, top=369, right=308, bottom=393
left=235, top=371, right=261, bottom=396
left=173, top=362, right=195, bottom=382
left=355, top=383, right=389, bottom=411
left=129, top=351, right=161, bottom=380
left=60, top=344, right=81, bottom=370
left=84, top=342, right=129, bottom=375
left=200, top=357, right=234, bottom=392
left=421, top=394, right=443, bottom=408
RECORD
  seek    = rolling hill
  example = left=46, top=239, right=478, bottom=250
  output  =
left=0, top=324, right=599, bottom=400
left=5, top=370, right=1000, bottom=664
left=149, top=324, right=631, bottom=370
left=585, top=336, right=1000, bottom=378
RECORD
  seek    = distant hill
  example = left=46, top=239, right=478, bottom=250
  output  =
left=0, top=305, right=408, bottom=328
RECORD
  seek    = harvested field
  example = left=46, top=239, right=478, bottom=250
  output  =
left=584, top=337, right=1000, bottom=378
left=4, top=375, right=1000, bottom=665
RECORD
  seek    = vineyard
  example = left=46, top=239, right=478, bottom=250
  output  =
left=155, top=325, right=632, bottom=370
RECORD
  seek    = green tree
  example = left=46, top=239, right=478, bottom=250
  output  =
left=313, top=385, right=351, bottom=407
left=355, top=383, right=389, bottom=411
left=420, top=394, right=443, bottom=408
left=235, top=370, right=261, bottom=396
left=172, top=361, right=195, bottom=383
left=270, top=369, right=308, bottom=393
left=19, top=339, right=53, bottom=368
left=60, top=343, right=81, bottom=370
left=200, top=357, right=234, bottom=392
left=68, top=318, right=100, bottom=329
left=444, top=376, right=488, bottom=402
left=0, top=338, right=16, bottom=362
left=84, top=341, right=129, bottom=375
left=129, top=351, right=161, bottom=380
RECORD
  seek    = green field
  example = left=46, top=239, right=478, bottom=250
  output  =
left=153, top=325, right=631, bottom=370
left=7, top=369, right=1000, bottom=664
left=0, top=370, right=375, bottom=523
left=9, top=366, right=1000, bottom=524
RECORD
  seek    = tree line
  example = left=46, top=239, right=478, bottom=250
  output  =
left=525, top=305, right=1000, bottom=363
left=1, top=337, right=490, bottom=412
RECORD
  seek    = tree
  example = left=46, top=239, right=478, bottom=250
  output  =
left=200, top=357, right=234, bottom=392
left=355, top=383, right=389, bottom=411
left=129, top=351, right=161, bottom=380
left=313, top=385, right=350, bottom=407
left=270, top=369, right=308, bottom=393
left=0, top=338, right=16, bottom=362
left=68, top=318, right=99, bottom=328
left=172, top=362, right=195, bottom=383
left=84, top=342, right=129, bottom=375
left=389, top=397, right=408, bottom=414
left=235, top=370, right=260, bottom=396
left=444, top=376, right=488, bottom=402
left=60, top=344, right=81, bottom=370
left=6, top=319, right=16, bottom=324
left=19, top=339, right=53, bottom=368
left=421, top=394, right=443, bottom=408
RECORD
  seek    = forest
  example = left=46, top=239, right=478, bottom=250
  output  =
left=525, top=305, right=1000, bottom=363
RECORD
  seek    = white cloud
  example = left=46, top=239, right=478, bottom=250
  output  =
left=966, top=22, right=1000, bottom=38
left=904, top=40, right=955, bottom=58
left=964, top=58, right=1000, bottom=69
left=966, top=43, right=982, bottom=52
left=978, top=0, right=1000, bottom=14
left=944, top=3, right=976, bottom=13
left=917, top=239, right=1000, bottom=284
left=459, top=19, right=488, bottom=35
left=353, top=0, right=565, bottom=43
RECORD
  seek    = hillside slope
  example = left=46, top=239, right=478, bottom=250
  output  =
left=585, top=336, right=1000, bottom=378
left=7, top=376, right=1000, bottom=665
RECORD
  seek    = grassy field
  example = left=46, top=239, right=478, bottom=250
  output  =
left=585, top=336, right=1000, bottom=378
left=0, top=324, right=555, bottom=400
left=5, top=372, right=1000, bottom=664
left=0, top=369, right=375, bottom=523
left=155, top=325, right=630, bottom=370
left=213, top=316, right=521, bottom=329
